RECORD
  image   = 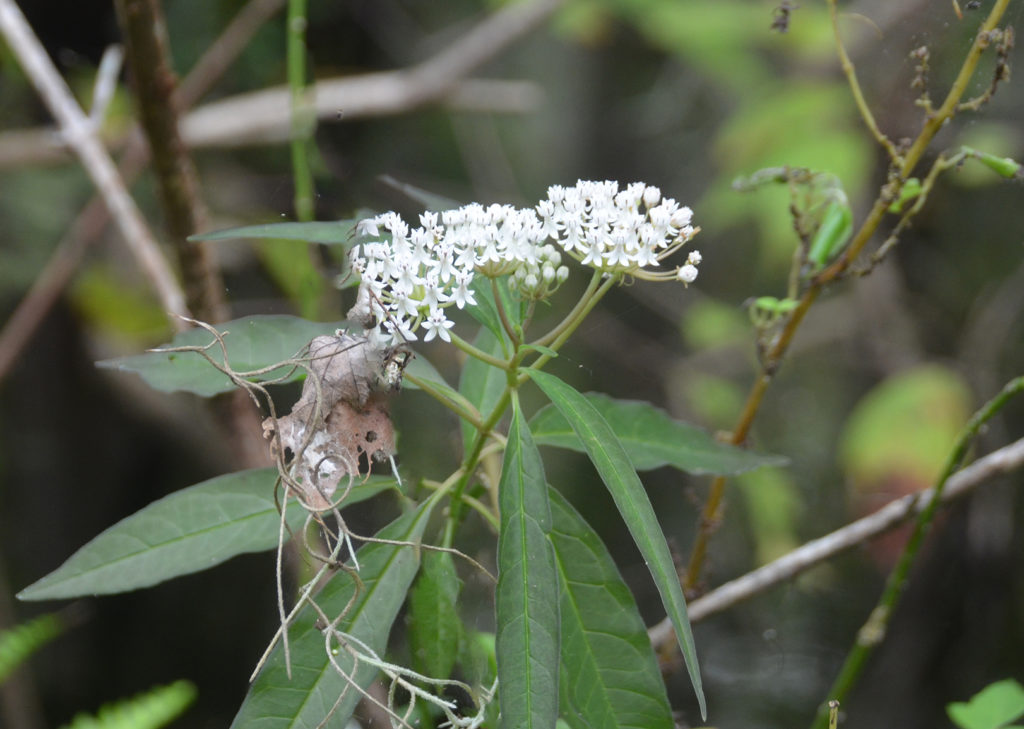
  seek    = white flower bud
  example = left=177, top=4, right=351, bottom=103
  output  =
left=687, top=250, right=702, bottom=265
left=670, top=207, right=693, bottom=229
left=556, top=265, right=569, bottom=283
left=643, top=186, right=661, bottom=207
left=677, top=264, right=699, bottom=284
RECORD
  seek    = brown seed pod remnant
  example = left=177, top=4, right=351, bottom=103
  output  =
left=263, top=332, right=408, bottom=511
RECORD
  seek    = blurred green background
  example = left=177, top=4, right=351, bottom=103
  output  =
left=1, top=0, right=1022, bottom=727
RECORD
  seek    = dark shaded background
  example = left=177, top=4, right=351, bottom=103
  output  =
left=1, top=0, right=1023, bottom=727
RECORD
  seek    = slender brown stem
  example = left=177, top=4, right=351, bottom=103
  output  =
left=683, top=0, right=1013, bottom=592
left=0, top=0, right=284, bottom=384
left=114, top=0, right=227, bottom=324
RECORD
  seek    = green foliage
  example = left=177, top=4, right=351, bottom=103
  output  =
left=97, top=315, right=346, bottom=397
left=0, top=612, right=65, bottom=682
left=549, top=488, right=674, bottom=729
left=190, top=219, right=364, bottom=245
left=496, top=398, right=561, bottom=729
left=256, top=238, right=326, bottom=319
left=840, top=365, right=972, bottom=489
left=58, top=680, right=196, bottom=729
left=948, top=679, right=1024, bottom=729
left=18, top=469, right=397, bottom=600
left=527, top=370, right=706, bottom=719
left=231, top=500, right=437, bottom=729
left=530, top=391, right=785, bottom=475
left=408, top=550, right=463, bottom=680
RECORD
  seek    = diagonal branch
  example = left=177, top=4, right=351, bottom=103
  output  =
left=650, top=434, right=1024, bottom=646
left=0, top=0, right=188, bottom=327
left=0, top=0, right=284, bottom=385
left=0, top=0, right=560, bottom=161
left=114, top=0, right=227, bottom=324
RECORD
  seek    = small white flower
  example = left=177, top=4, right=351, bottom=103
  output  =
left=687, top=250, right=702, bottom=265
left=422, top=309, right=454, bottom=342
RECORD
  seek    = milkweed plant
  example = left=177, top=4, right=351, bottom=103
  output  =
left=19, top=179, right=780, bottom=729
left=15, top=2, right=1023, bottom=727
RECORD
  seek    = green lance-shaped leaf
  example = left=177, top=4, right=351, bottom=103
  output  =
left=18, top=469, right=395, bottom=601
left=496, top=399, right=560, bottom=729
left=97, top=315, right=347, bottom=397
left=190, top=219, right=364, bottom=245
left=548, top=488, right=673, bottom=729
left=526, top=370, right=706, bottom=720
left=231, top=499, right=437, bottom=729
left=530, top=392, right=785, bottom=476
left=408, top=549, right=463, bottom=680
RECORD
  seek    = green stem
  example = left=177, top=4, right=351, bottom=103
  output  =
left=404, top=371, right=484, bottom=429
left=287, top=0, right=314, bottom=223
left=809, top=375, right=1024, bottom=729
left=530, top=270, right=604, bottom=348
left=522, top=273, right=617, bottom=380
left=492, top=278, right=521, bottom=346
left=448, top=329, right=511, bottom=371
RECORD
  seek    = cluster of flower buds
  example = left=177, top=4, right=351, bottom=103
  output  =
left=349, top=180, right=701, bottom=345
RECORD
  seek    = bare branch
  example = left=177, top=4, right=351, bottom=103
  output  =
left=114, top=0, right=227, bottom=323
left=0, top=0, right=284, bottom=384
left=0, top=0, right=559, bottom=165
left=650, top=435, right=1024, bottom=646
left=0, top=0, right=189, bottom=326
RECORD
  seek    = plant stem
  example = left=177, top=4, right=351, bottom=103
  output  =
left=287, top=0, right=315, bottom=223
left=828, top=0, right=899, bottom=162
left=404, top=371, right=485, bottom=429
left=449, top=330, right=511, bottom=371
left=683, top=0, right=1013, bottom=592
left=114, top=0, right=228, bottom=324
left=809, top=375, right=1024, bottom=729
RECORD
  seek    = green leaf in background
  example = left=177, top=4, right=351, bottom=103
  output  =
left=231, top=499, right=436, bottom=729
left=0, top=612, right=66, bottom=681
left=948, top=679, right=1024, bottom=729
left=840, top=365, right=972, bottom=489
left=70, top=264, right=172, bottom=342
left=96, top=316, right=346, bottom=397
left=18, top=469, right=396, bottom=601
left=458, top=327, right=509, bottom=455
left=496, top=399, right=560, bottom=729
left=530, top=391, right=785, bottom=475
left=526, top=370, right=706, bottom=720
left=190, top=219, right=361, bottom=245
left=408, top=550, right=463, bottom=680
left=548, top=488, right=674, bottom=729
left=58, top=680, right=196, bottom=729
left=256, top=239, right=326, bottom=320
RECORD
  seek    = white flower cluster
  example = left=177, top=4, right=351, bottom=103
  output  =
left=349, top=180, right=701, bottom=345
left=537, top=180, right=700, bottom=281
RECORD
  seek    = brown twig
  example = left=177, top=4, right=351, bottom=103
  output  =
left=114, top=0, right=226, bottom=324
left=650, top=434, right=1024, bottom=646
left=683, top=0, right=1013, bottom=594
left=0, top=0, right=559, bottom=162
left=0, top=0, right=189, bottom=326
left=0, top=0, right=285, bottom=385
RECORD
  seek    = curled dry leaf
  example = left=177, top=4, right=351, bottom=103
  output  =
left=263, top=332, right=408, bottom=510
